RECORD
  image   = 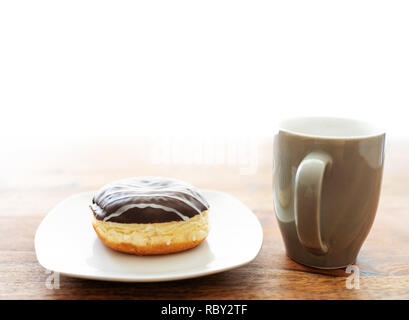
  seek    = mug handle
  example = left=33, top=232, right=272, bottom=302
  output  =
left=295, top=152, right=332, bottom=255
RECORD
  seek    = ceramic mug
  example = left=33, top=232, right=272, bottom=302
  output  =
left=273, top=117, right=385, bottom=269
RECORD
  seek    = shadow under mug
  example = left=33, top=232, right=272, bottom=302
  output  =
left=273, top=117, right=385, bottom=269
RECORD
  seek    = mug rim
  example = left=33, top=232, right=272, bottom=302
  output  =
left=278, top=116, right=386, bottom=140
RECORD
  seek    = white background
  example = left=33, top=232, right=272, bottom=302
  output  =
left=1, top=1, right=408, bottom=138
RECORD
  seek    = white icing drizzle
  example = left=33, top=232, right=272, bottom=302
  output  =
left=98, top=185, right=209, bottom=209
left=103, top=203, right=190, bottom=222
left=100, top=193, right=203, bottom=214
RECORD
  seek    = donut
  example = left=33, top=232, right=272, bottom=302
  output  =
left=90, top=177, right=210, bottom=255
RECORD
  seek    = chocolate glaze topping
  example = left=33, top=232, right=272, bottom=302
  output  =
left=90, top=177, right=209, bottom=224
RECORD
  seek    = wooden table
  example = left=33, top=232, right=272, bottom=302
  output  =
left=1, top=137, right=409, bottom=300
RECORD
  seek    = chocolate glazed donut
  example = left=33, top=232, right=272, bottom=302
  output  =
left=90, top=177, right=210, bottom=255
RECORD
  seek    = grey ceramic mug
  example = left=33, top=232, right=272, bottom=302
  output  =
left=273, top=117, right=385, bottom=269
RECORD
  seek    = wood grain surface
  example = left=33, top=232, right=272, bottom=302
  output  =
left=1, top=136, right=408, bottom=300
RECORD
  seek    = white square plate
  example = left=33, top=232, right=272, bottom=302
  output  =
left=35, top=189, right=263, bottom=282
